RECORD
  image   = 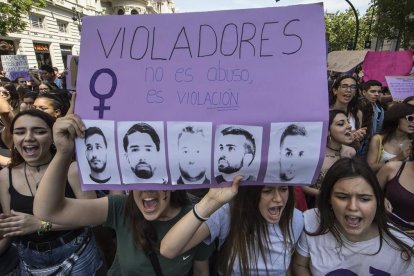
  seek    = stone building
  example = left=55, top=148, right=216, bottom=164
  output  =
left=0, top=0, right=175, bottom=73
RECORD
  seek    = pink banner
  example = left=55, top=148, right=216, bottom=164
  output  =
left=363, top=50, right=413, bottom=86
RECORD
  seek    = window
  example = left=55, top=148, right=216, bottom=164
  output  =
left=131, top=9, right=139, bottom=15
left=30, top=13, right=45, bottom=29
left=57, top=21, right=68, bottom=33
left=117, top=9, right=125, bottom=15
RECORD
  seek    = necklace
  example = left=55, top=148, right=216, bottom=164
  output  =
left=24, top=162, right=36, bottom=197
left=26, top=160, right=51, bottom=172
left=24, top=161, right=49, bottom=197
left=326, top=145, right=342, bottom=158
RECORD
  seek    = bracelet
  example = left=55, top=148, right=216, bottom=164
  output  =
left=37, top=220, right=52, bottom=235
left=193, top=204, right=209, bottom=222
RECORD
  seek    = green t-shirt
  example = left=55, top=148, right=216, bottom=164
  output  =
left=104, top=195, right=214, bottom=275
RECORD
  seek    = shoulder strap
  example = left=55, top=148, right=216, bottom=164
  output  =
left=395, top=162, right=407, bottom=179
left=8, top=167, right=12, bottom=189
left=148, top=251, right=164, bottom=276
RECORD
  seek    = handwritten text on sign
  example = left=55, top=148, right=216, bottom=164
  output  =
left=75, top=4, right=328, bottom=190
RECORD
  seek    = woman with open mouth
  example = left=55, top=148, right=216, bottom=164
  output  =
left=329, top=75, right=366, bottom=147
left=292, top=157, right=414, bottom=275
left=0, top=109, right=103, bottom=275
left=302, top=110, right=356, bottom=208
left=33, top=109, right=214, bottom=275
left=367, top=102, right=414, bottom=172
left=160, top=180, right=304, bottom=275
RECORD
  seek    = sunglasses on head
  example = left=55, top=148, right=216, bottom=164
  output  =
left=406, top=115, right=414, bottom=122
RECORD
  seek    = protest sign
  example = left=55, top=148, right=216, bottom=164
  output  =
left=363, top=50, right=413, bottom=86
left=327, top=50, right=368, bottom=72
left=385, top=76, right=414, bottom=101
left=66, top=55, right=79, bottom=90
left=75, top=4, right=328, bottom=190
left=0, top=55, right=30, bottom=80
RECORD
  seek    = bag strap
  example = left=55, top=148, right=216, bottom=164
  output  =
left=148, top=251, right=164, bottom=276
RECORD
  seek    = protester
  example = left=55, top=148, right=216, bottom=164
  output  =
left=376, top=141, right=414, bottom=232
left=160, top=177, right=303, bottom=275
left=366, top=103, right=414, bottom=172
left=292, top=157, right=414, bottom=275
left=301, top=110, right=356, bottom=207
left=20, top=91, right=37, bottom=111
left=357, top=80, right=385, bottom=156
left=0, top=83, right=19, bottom=113
left=33, top=109, right=214, bottom=275
left=33, top=92, right=70, bottom=118
left=38, top=80, right=59, bottom=94
left=0, top=109, right=103, bottom=275
left=329, top=75, right=366, bottom=144
left=39, top=65, right=63, bottom=89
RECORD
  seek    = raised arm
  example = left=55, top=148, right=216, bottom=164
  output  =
left=160, top=176, right=242, bottom=259
left=34, top=98, right=108, bottom=227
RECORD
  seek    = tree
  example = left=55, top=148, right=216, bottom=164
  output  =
left=0, top=0, right=46, bottom=36
left=372, top=0, right=414, bottom=49
left=325, top=8, right=370, bottom=51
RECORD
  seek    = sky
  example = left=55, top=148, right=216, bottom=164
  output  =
left=174, top=0, right=372, bottom=15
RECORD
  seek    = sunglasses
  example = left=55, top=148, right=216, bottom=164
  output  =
left=406, top=115, right=414, bottom=122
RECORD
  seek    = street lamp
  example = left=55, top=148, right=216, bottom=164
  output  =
left=72, top=7, right=83, bottom=32
left=344, top=0, right=359, bottom=50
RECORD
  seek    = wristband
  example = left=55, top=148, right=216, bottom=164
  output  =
left=37, top=220, right=52, bottom=235
left=193, top=204, right=209, bottom=222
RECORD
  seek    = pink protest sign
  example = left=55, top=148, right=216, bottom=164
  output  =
left=75, top=4, right=328, bottom=190
left=363, top=50, right=413, bottom=86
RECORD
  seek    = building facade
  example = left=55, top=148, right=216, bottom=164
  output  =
left=0, top=0, right=174, bottom=73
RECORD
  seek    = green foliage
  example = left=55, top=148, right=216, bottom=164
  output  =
left=372, top=0, right=414, bottom=49
left=0, top=0, right=46, bottom=36
left=325, top=8, right=371, bottom=51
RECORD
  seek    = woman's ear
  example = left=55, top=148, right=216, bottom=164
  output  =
left=54, top=109, right=62, bottom=118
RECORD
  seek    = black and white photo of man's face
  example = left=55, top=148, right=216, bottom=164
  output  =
left=279, top=135, right=307, bottom=181
left=178, top=132, right=207, bottom=182
left=85, top=134, right=107, bottom=173
left=125, top=132, right=158, bottom=179
left=217, top=134, right=248, bottom=174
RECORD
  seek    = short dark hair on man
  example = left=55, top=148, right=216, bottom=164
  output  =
left=85, top=126, right=107, bottom=147
left=221, top=126, right=256, bottom=165
left=361, top=79, right=382, bottom=91
left=40, top=64, right=54, bottom=74
left=123, top=123, right=160, bottom=152
left=177, top=126, right=205, bottom=146
left=280, top=124, right=307, bottom=147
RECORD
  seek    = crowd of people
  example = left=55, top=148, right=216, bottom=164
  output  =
left=1, top=60, right=414, bottom=276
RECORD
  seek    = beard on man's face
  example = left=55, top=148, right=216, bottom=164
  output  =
left=217, top=157, right=243, bottom=174
left=179, top=164, right=205, bottom=182
left=132, top=161, right=154, bottom=179
left=89, top=158, right=107, bottom=173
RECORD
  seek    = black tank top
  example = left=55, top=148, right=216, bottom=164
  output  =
left=8, top=167, right=78, bottom=243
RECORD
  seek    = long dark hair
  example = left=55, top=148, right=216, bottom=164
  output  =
left=310, top=157, right=414, bottom=261
left=380, top=103, right=414, bottom=144
left=329, top=75, right=360, bottom=129
left=3, top=83, right=20, bottom=110
left=9, top=109, right=56, bottom=167
left=219, top=185, right=295, bottom=275
left=124, top=190, right=189, bottom=254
